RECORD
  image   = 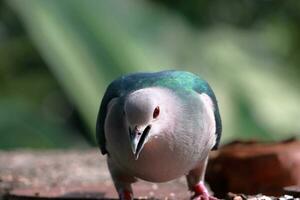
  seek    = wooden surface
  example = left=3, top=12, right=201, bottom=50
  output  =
left=207, top=139, right=300, bottom=197
left=1, top=140, right=300, bottom=200
left=0, top=149, right=189, bottom=199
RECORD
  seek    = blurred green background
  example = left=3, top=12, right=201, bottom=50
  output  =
left=0, top=0, right=299, bottom=149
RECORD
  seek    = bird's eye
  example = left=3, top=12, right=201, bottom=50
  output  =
left=153, top=106, right=160, bottom=119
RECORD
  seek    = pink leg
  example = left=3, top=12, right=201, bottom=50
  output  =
left=191, top=181, right=218, bottom=200
left=107, top=158, right=135, bottom=200
left=186, top=157, right=218, bottom=200
left=118, top=189, right=133, bottom=200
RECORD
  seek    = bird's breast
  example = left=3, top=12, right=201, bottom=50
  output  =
left=108, top=134, right=202, bottom=182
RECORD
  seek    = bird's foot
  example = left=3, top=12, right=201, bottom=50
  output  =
left=118, top=190, right=133, bottom=200
left=191, top=182, right=218, bottom=200
left=191, top=194, right=218, bottom=200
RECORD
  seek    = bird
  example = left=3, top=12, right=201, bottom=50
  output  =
left=96, top=70, right=222, bottom=200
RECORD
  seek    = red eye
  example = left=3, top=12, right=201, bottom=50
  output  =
left=153, top=106, right=160, bottom=119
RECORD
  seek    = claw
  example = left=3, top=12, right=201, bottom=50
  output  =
left=191, top=182, right=218, bottom=200
left=191, top=195, right=218, bottom=200
left=119, top=190, right=133, bottom=200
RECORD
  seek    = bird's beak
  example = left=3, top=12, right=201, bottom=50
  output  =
left=129, top=125, right=151, bottom=160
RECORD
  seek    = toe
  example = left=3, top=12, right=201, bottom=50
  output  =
left=191, top=194, right=219, bottom=200
left=119, top=190, right=133, bottom=200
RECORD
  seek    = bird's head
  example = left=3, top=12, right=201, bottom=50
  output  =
left=123, top=88, right=169, bottom=160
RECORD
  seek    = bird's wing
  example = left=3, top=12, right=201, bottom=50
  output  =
left=192, top=78, right=222, bottom=150
left=96, top=79, right=123, bottom=155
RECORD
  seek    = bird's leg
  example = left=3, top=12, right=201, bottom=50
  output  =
left=186, top=156, right=218, bottom=200
left=107, top=158, right=136, bottom=200
left=110, top=170, right=135, bottom=200
left=118, top=188, right=133, bottom=200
